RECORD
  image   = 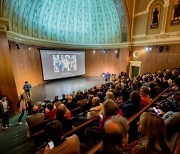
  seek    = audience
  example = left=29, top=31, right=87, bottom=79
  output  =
left=105, top=91, right=114, bottom=101
left=44, top=120, right=80, bottom=154
left=45, top=103, right=57, bottom=119
left=100, top=115, right=129, bottom=154
left=36, top=101, right=45, bottom=114
left=163, top=112, right=180, bottom=140
left=5, top=68, right=179, bottom=153
left=131, top=112, right=171, bottom=154
left=140, top=86, right=151, bottom=106
left=122, top=91, right=141, bottom=118
left=56, top=105, right=72, bottom=133
left=86, top=97, right=103, bottom=119
left=66, top=95, right=76, bottom=110
left=26, top=106, right=44, bottom=137
left=60, top=104, right=72, bottom=119
left=100, top=99, right=123, bottom=131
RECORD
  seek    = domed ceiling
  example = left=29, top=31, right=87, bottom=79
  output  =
left=4, top=0, right=128, bottom=47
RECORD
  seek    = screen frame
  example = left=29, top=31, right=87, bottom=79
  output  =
left=40, top=49, right=86, bottom=81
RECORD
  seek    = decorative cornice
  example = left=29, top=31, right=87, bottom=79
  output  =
left=0, top=17, right=9, bottom=31
left=7, top=31, right=131, bottom=49
left=132, top=34, right=146, bottom=39
left=134, top=11, right=148, bottom=17
left=132, top=32, right=180, bottom=46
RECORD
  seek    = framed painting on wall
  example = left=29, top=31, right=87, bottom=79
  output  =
left=171, top=0, right=180, bottom=25
left=150, top=4, right=161, bottom=29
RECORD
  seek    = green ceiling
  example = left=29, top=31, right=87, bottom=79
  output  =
left=4, top=0, right=128, bottom=46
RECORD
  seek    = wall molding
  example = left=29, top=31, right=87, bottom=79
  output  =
left=132, top=31, right=180, bottom=46
left=0, top=17, right=9, bottom=31
left=134, top=11, right=148, bottom=17
left=7, top=31, right=131, bottom=49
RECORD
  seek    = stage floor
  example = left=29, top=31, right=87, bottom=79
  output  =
left=31, top=76, right=104, bottom=103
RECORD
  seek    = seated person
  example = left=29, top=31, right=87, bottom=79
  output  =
left=81, top=94, right=94, bottom=111
left=154, top=91, right=180, bottom=115
left=36, top=101, right=45, bottom=113
left=60, top=94, right=68, bottom=104
left=54, top=100, right=61, bottom=108
left=100, top=115, right=129, bottom=154
left=56, top=105, right=72, bottom=133
left=86, top=97, right=103, bottom=119
left=58, top=104, right=72, bottom=119
left=52, top=96, right=60, bottom=104
left=99, top=99, right=123, bottom=131
left=66, top=95, right=76, bottom=110
left=163, top=112, right=180, bottom=140
left=44, top=120, right=80, bottom=154
left=105, top=91, right=115, bottom=101
left=97, top=91, right=104, bottom=104
left=131, top=112, right=171, bottom=154
left=122, top=91, right=142, bottom=119
left=140, top=86, right=151, bottom=106
left=26, top=106, right=44, bottom=137
left=45, top=103, right=57, bottom=119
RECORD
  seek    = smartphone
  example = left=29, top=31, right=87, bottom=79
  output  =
left=48, top=141, right=54, bottom=149
left=153, top=107, right=159, bottom=114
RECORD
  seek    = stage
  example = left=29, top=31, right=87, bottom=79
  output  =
left=31, top=76, right=104, bottom=103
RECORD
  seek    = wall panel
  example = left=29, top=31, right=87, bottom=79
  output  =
left=85, top=49, right=129, bottom=76
left=9, top=43, right=43, bottom=94
left=0, top=32, right=18, bottom=112
left=131, top=44, right=180, bottom=75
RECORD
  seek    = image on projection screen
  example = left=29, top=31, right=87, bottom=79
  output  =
left=40, top=50, right=85, bottom=80
left=53, top=55, right=77, bottom=72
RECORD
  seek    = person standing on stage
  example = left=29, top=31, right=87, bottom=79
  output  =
left=23, top=81, right=32, bottom=98
left=0, top=96, right=11, bottom=129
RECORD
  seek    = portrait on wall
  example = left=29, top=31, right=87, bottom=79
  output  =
left=171, top=0, right=180, bottom=25
left=150, top=4, right=161, bottom=29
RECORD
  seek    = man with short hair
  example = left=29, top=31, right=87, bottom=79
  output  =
left=100, top=115, right=130, bottom=154
left=23, top=81, right=32, bottom=98
left=44, top=120, right=80, bottom=154
left=26, top=106, right=44, bottom=137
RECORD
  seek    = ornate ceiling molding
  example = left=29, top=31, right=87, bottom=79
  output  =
left=7, top=31, right=131, bottom=49
left=4, top=0, right=128, bottom=45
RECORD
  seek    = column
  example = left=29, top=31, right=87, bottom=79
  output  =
left=0, top=17, right=19, bottom=112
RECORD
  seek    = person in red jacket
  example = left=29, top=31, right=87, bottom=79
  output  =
left=140, top=86, right=151, bottom=106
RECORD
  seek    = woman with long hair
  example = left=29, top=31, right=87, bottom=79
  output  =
left=17, top=94, right=26, bottom=125
left=132, top=112, right=171, bottom=154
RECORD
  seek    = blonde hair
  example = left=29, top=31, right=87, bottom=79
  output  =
left=136, top=112, right=170, bottom=153
left=103, top=99, right=119, bottom=116
left=36, top=101, right=42, bottom=108
left=92, top=97, right=100, bottom=106
left=106, top=91, right=114, bottom=101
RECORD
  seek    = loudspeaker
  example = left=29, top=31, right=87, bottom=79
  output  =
left=116, top=49, right=120, bottom=58
left=16, top=44, right=20, bottom=49
left=159, top=46, right=163, bottom=52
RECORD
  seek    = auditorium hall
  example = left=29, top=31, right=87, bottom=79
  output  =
left=0, top=0, right=179, bottom=154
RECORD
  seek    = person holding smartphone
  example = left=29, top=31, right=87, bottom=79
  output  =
left=44, top=120, right=80, bottom=154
